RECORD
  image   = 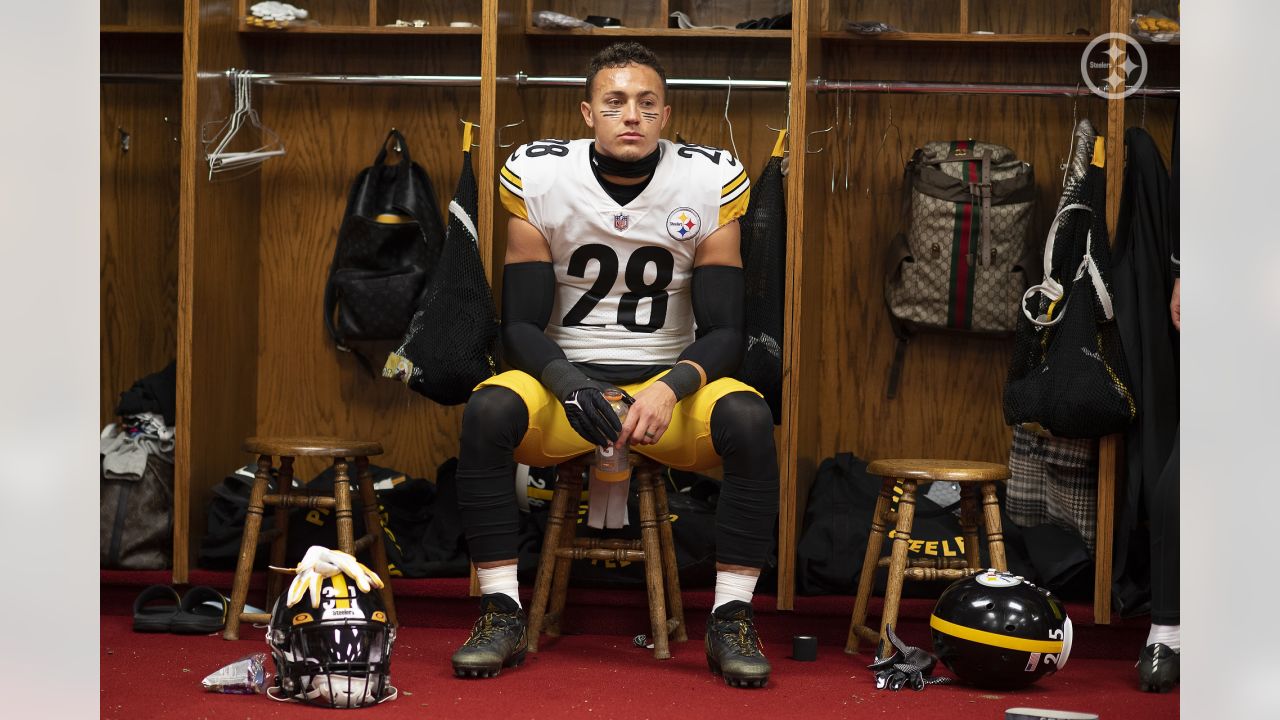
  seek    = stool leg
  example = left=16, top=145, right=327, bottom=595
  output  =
left=877, top=479, right=918, bottom=660
left=266, top=455, right=295, bottom=611
left=356, top=456, right=397, bottom=626
left=847, top=479, right=896, bottom=654
left=224, top=454, right=273, bottom=640
left=652, top=475, right=687, bottom=643
left=980, top=482, right=1008, bottom=571
left=546, top=468, right=583, bottom=637
left=333, top=458, right=355, bottom=554
left=959, top=484, right=981, bottom=571
left=528, top=467, right=578, bottom=652
left=636, top=466, right=672, bottom=660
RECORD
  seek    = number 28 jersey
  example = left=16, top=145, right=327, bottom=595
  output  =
left=499, top=138, right=750, bottom=367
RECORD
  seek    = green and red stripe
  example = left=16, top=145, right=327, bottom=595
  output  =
left=948, top=140, right=980, bottom=329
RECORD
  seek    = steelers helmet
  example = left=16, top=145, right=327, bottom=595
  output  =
left=929, top=570, right=1073, bottom=690
left=266, top=572, right=397, bottom=708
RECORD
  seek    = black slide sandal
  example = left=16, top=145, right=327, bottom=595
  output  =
left=132, top=585, right=181, bottom=633
left=171, top=586, right=229, bottom=634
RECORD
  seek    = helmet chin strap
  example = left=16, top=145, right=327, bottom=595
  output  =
left=267, top=677, right=398, bottom=707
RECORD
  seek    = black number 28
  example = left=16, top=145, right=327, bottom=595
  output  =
left=524, top=139, right=570, bottom=158
left=562, top=244, right=674, bottom=333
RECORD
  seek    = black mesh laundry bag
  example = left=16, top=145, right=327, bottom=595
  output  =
left=733, top=131, right=787, bottom=423
left=385, top=124, right=499, bottom=404
left=1004, top=161, right=1135, bottom=438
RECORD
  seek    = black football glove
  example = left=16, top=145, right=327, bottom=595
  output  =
left=562, top=387, right=632, bottom=447
left=866, top=624, right=951, bottom=691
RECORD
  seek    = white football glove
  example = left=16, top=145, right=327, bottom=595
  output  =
left=275, top=546, right=384, bottom=608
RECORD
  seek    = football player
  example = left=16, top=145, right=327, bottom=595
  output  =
left=449, top=42, right=778, bottom=688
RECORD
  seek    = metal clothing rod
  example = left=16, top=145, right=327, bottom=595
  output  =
left=100, top=73, right=182, bottom=83
left=507, top=72, right=790, bottom=90
left=103, top=72, right=1179, bottom=98
left=815, top=78, right=1179, bottom=97
left=235, top=71, right=482, bottom=86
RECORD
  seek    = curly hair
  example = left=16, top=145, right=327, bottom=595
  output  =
left=584, top=42, right=667, bottom=99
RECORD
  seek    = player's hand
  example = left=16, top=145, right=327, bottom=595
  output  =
left=1170, top=278, right=1180, bottom=331
left=563, top=387, right=626, bottom=447
left=618, top=383, right=677, bottom=447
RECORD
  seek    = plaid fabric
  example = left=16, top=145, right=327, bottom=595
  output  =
left=1006, top=424, right=1098, bottom=551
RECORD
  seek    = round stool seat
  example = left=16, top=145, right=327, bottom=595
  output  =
left=867, top=458, right=1010, bottom=483
left=243, top=436, right=383, bottom=457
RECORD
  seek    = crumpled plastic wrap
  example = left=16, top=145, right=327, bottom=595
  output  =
left=1131, top=11, right=1180, bottom=42
left=532, top=10, right=594, bottom=30
left=845, top=20, right=899, bottom=34
left=201, top=652, right=268, bottom=694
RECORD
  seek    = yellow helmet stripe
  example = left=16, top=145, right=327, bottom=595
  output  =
left=330, top=573, right=351, bottom=608
left=929, top=615, right=1064, bottom=654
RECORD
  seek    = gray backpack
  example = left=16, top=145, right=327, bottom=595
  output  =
left=885, top=140, right=1036, bottom=397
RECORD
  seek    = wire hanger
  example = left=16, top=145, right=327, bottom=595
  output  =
left=844, top=86, right=856, bottom=191
left=497, top=119, right=525, bottom=148
left=459, top=118, right=481, bottom=149
left=723, top=76, right=740, bottom=160
left=830, top=83, right=841, bottom=191
left=865, top=92, right=903, bottom=197
left=203, top=69, right=286, bottom=180
left=1060, top=83, right=1082, bottom=187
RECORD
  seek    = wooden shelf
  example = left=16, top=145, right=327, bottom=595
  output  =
left=238, top=23, right=480, bottom=35
left=821, top=31, right=1093, bottom=44
left=525, top=27, right=789, bottom=40
left=238, top=22, right=480, bottom=35
left=101, top=24, right=183, bottom=34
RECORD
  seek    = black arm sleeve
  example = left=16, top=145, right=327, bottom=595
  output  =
left=674, top=264, right=745, bottom=381
left=501, top=261, right=597, bottom=399
left=501, top=261, right=560, bottom=375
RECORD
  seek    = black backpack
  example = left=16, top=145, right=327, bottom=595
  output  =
left=324, top=129, right=446, bottom=373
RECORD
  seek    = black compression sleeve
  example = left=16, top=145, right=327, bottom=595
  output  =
left=674, top=265, right=745, bottom=381
left=501, top=261, right=565, bottom=377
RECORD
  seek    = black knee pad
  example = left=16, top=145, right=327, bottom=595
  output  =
left=460, top=386, right=528, bottom=453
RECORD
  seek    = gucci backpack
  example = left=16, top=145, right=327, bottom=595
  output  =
left=884, top=140, right=1036, bottom=397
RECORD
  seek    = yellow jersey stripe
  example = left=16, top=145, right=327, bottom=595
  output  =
left=721, top=169, right=748, bottom=197
left=499, top=184, right=529, bottom=220
left=929, top=615, right=1064, bottom=654
left=501, top=165, right=523, bottom=189
left=718, top=188, right=750, bottom=226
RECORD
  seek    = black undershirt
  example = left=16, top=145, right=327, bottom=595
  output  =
left=590, top=160, right=654, bottom=206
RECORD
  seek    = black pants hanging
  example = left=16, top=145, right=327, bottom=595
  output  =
left=1149, top=426, right=1179, bottom=625
left=454, top=386, right=779, bottom=569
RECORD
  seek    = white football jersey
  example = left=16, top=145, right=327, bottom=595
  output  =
left=499, top=138, right=749, bottom=366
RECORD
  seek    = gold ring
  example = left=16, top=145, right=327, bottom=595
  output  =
left=644, top=431, right=655, bottom=438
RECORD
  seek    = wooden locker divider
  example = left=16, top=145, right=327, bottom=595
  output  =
left=776, top=0, right=826, bottom=612
left=175, top=0, right=263, bottom=583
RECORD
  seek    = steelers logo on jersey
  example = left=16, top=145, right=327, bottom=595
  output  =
left=666, top=207, right=701, bottom=242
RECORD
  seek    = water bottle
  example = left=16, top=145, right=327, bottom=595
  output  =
left=595, top=388, right=630, bottom=482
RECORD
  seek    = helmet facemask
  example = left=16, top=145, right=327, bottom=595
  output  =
left=270, top=620, right=396, bottom=708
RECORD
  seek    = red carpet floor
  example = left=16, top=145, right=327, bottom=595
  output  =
left=101, top=572, right=1179, bottom=718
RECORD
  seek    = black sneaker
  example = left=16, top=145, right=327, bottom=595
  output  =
left=1137, top=643, right=1179, bottom=693
left=451, top=593, right=528, bottom=678
left=705, top=600, right=771, bottom=688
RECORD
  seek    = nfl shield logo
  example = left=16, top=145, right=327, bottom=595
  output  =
left=613, top=213, right=630, bottom=232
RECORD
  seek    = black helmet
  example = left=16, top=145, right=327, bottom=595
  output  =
left=929, top=570, right=1073, bottom=689
left=266, top=571, right=397, bottom=707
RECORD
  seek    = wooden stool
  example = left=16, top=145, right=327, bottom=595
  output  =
left=221, top=437, right=398, bottom=640
left=846, top=459, right=1010, bottom=659
left=526, top=454, right=687, bottom=659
